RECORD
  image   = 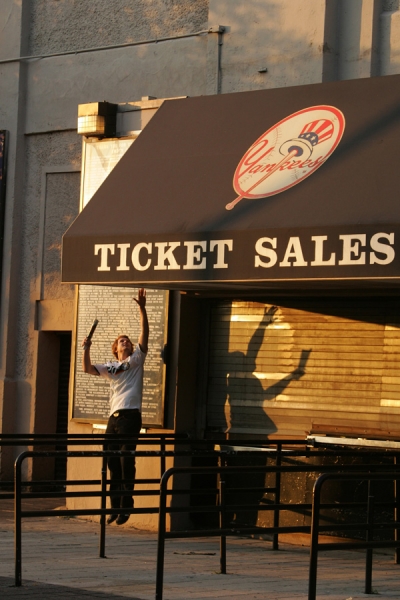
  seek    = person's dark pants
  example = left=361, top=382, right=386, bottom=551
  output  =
left=105, top=409, right=142, bottom=511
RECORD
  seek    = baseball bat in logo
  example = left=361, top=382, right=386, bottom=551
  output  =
left=226, top=105, right=345, bottom=210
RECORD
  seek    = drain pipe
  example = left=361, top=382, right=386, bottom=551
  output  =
left=209, top=26, right=225, bottom=94
left=0, top=27, right=223, bottom=65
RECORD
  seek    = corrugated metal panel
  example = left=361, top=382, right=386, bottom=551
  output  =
left=206, top=298, right=400, bottom=438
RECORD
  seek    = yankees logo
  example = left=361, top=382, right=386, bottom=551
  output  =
left=226, top=105, right=345, bottom=210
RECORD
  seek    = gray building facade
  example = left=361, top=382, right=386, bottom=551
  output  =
left=1, top=1, right=400, bottom=500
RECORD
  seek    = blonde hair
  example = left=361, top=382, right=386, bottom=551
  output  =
left=111, top=335, right=133, bottom=359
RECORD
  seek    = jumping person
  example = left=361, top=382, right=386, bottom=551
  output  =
left=82, top=288, right=149, bottom=525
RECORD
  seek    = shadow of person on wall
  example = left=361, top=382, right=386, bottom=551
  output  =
left=221, top=305, right=312, bottom=528
left=223, top=305, right=278, bottom=434
left=224, top=306, right=311, bottom=432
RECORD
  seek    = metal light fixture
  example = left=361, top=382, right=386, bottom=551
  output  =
left=77, top=102, right=117, bottom=138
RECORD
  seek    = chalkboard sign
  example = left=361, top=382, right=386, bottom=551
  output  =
left=73, top=285, right=168, bottom=426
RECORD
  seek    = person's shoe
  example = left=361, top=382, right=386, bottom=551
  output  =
left=107, top=513, right=118, bottom=525
left=116, top=513, right=130, bottom=525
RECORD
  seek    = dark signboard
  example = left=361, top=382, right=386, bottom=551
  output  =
left=62, top=75, right=400, bottom=289
left=72, top=286, right=168, bottom=426
left=62, top=224, right=400, bottom=285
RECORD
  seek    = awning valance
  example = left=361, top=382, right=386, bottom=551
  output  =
left=62, top=74, right=400, bottom=290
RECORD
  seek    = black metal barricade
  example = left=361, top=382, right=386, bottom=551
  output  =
left=0, top=432, right=188, bottom=500
left=9, top=436, right=299, bottom=586
left=0, top=432, right=188, bottom=585
left=4, top=434, right=400, bottom=597
left=8, top=433, right=189, bottom=586
left=308, top=471, right=400, bottom=600
left=155, top=462, right=400, bottom=600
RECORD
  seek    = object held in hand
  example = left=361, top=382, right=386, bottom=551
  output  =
left=83, top=319, right=99, bottom=349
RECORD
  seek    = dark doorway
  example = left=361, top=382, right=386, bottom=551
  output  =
left=54, top=333, right=71, bottom=483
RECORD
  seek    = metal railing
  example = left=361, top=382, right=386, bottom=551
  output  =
left=0, top=432, right=189, bottom=495
left=3, top=434, right=400, bottom=597
left=308, top=471, right=400, bottom=600
left=9, top=436, right=301, bottom=586
left=0, top=432, right=187, bottom=586
left=155, top=463, right=400, bottom=600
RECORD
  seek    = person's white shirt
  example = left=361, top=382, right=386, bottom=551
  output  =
left=95, top=344, right=146, bottom=415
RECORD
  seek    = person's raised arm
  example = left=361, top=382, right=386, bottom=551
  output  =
left=81, top=337, right=100, bottom=375
left=134, top=288, right=149, bottom=354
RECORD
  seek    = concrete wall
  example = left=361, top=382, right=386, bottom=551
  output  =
left=0, top=0, right=209, bottom=480
left=24, top=37, right=209, bottom=133
left=209, top=0, right=327, bottom=91
left=29, top=0, right=209, bottom=55
left=380, top=1, right=400, bottom=75
left=1, top=0, right=400, bottom=522
left=0, top=0, right=32, bottom=478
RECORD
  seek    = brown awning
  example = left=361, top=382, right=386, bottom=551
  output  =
left=62, top=74, right=400, bottom=290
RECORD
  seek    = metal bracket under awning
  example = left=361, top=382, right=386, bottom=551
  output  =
left=214, top=444, right=294, bottom=454
left=307, top=435, right=400, bottom=451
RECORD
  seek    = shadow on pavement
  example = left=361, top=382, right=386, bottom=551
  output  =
left=0, top=576, right=143, bottom=600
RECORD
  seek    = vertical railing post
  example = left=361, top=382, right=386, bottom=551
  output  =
left=14, top=453, right=25, bottom=587
left=99, top=454, right=107, bottom=558
left=308, top=474, right=324, bottom=600
left=273, top=442, right=282, bottom=551
left=365, top=486, right=374, bottom=594
left=160, top=437, right=166, bottom=479
left=219, top=476, right=227, bottom=574
left=156, top=469, right=170, bottom=600
left=394, top=457, right=400, bottom=564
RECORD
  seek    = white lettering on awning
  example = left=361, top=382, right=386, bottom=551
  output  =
left=94, top=244, right=115, bottom=271
left=93, top=231, right=395, bottom=274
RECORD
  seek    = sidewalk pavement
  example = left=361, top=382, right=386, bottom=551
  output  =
left=0, top=499, right=399, bottom=600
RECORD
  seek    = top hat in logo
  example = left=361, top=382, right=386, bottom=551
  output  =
left=226, top=105, right=345, bottom=210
